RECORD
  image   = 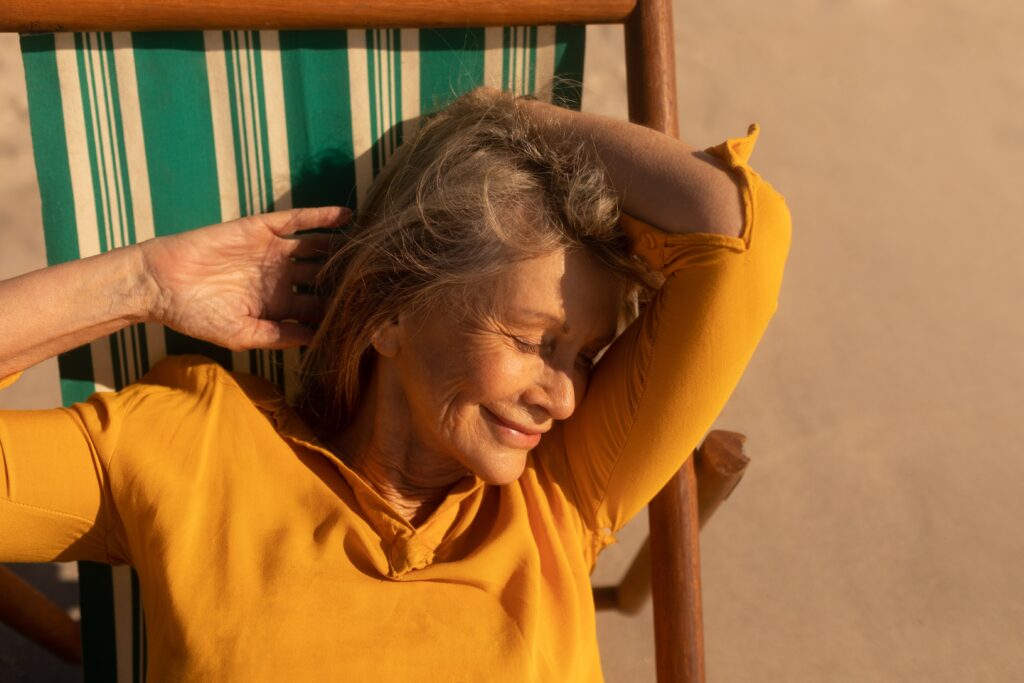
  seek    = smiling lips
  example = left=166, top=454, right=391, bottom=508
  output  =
left=485, top=409, right=546, bottom=449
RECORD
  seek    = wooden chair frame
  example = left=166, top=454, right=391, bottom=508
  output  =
left=1, top=3, right=753, bottom=681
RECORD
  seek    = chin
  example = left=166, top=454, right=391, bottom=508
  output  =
left=471, top=449, right=528, bottom=486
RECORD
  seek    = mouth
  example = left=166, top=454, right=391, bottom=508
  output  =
left=483, top=408, right=546, bottom=449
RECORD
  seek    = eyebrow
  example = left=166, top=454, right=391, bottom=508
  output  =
left=518, top=309, right=566, bottom=327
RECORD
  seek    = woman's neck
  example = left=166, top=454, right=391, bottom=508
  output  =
left=331, top=367, right=470, bottom=527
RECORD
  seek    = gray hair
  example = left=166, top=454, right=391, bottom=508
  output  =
left=296, top=87, right=657, bottom=437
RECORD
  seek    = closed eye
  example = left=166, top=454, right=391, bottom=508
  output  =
left=512, top=337, right=545, bottom=355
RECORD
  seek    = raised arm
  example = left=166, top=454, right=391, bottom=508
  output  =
left=524, top=98, right=745, bottom=237
left=0, top=206, right=348, bottom=380
left=525, top=99, right=793, bottom=538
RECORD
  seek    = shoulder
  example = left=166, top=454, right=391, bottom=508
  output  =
left=94, top=355, right=291, bottom=466
left=119, top=354, right=282, bottom=415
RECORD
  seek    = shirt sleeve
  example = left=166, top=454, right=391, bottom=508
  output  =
left=0, top=372, right=133, bottom=564
left=536, top=123, right=792, bottom=541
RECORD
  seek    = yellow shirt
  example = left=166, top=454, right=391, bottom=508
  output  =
left=0, top=125, right=791, bottom=681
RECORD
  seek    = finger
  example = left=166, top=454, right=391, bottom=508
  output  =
left=245, top=320, right=316, bottom=350
left=267, top=206, right=352, bottom=237
left=285, top=233, right=333, bottom=259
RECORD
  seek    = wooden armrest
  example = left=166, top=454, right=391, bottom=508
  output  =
left=593, top=430, right=750, bottom=613
left=0, top=565, right=82, bottom=665
left=0, top=0, right=636, bottom=33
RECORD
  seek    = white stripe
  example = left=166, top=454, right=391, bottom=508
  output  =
left=400, top=29, right=420, bottom=140
left=385, top=31, right=395, bottom=164
left=111, top=565, right=134, bottom=683
left=511, top=28, right=520, bottom=95
left=231, top=33, right=255, bottom=215
left=55, top=37, right=101, bottom=258
left=137, top=600, right=146, bottom=682
left=347, top=30, right=373, bottom=206
left=484, top=27, right=503, bottom=90
left=205, top=31, right=242, bottom=221
left=380, top=31, right=393, bottom=167
left=534, top=27, right=556, bottom=103
left=82, top=35, right=125, bottom=388
left=258, top=31, right=292, bottom=212
left=88, top=336, right=115, bottom=395
left=111, top=33, right=167, bottom=369
left=523, top=28, right=533, bottom=94
left=95, top=36, right=130, bottom=252
left=111, top=33, right=155, bottom=241
left=259, top=32, right=302, bottom=395
left=145, top=322, right=167, bottom=366
left=208, top=31, right=253, bottom=379
left=372, top=32, right=383, bottom=170
left=91, top=36, right=138, bottom=385
left=231, top=350, right=252, bottom=375
left=524, top=27, right=532, bottom=94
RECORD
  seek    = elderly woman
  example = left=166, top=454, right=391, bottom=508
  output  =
left=0, top=88, right=790, bottom=680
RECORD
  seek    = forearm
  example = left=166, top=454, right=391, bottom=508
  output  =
left=525, top=99, right=744, bottom=237
left=0, top=245, right=157, bottom=379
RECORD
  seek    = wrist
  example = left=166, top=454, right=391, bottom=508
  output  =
left=123, top=242, right=165, bottom=325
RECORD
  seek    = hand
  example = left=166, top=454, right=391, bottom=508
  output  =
left=139, top=206, right=350, bottom=351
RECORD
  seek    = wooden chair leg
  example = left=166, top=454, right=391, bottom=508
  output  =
left=649, top=455, right=705, bottom=683
left=593, top=430, right=750, bottom=613
left=0, top=565, right=83, bottom=665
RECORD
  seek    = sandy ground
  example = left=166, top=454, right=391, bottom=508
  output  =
left=2, top=1, right=1024, bottom=680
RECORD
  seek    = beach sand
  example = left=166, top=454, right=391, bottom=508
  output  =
left=2, top=1, right=1023, bottom=679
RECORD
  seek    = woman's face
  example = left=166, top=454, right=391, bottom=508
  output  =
left=379, top=248, right=626, bottom=485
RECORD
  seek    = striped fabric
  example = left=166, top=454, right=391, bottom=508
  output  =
left=20, top=27, right=584, bottom=682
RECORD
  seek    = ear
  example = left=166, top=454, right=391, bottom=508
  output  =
left=370, top=315, right=401, bottom=358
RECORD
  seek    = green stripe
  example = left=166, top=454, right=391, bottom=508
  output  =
left=553, top=25, right=586, bottom=109
left=367, top=30, right=381, bottom=177
left=19, top=34, right=80, bottom=267
left=134, top=32, right=230, bottom=369
left=132, top=569, right=143, bottom=683
left=57, top=346, right=96, bottom=406
left=96, top=34, right=147, bottom=386
left=389, top=31, right=402, bottom=157
left=279, top=31, right=357, bottom=210
left=130, top=324, right=147, bottom=380
left=243, top=32, right=263, bottom=212
left=75, top=33, right=110, bottom=254
left=104, top=33, right=138, bottom=247
left=109, top=331, right=125, bottom=389
left=251, top=32, right=274, bottom=212
left=132, top=32, right=222, bottom=234
left=98, top=32, right=130, bottom=250
left=527, top=27, right=538, bottom=93
left=227, top=30, right=255, bottom=216
left=223, top=32, right=248, bottom=215
left=501, top=28, right=511, bottom=91
left=419, top=29, right=485, bottom=115
left=78, top=562, right=118, bottom=683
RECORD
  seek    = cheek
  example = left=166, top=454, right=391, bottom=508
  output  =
left=460, top=346, right=534, bottom=402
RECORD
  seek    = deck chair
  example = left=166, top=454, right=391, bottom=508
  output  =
left=3, top=2, right=752, bottom=681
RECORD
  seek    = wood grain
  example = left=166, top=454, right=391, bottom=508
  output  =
left=624, top=0, right=706, bottom=679
left=0, top=0, right=635, bottom=32
left=0, top=565, right=82, bottom=665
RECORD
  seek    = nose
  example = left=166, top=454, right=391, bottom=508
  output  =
left=533, top=364, right=576, bottom=422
